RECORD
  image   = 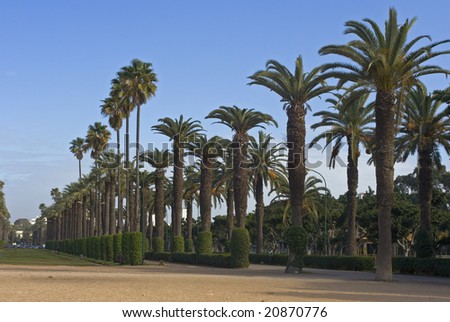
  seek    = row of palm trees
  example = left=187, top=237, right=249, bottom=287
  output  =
left=0, top=180, right=11, bottom=244
left=42, top=8, right=450, bottom=281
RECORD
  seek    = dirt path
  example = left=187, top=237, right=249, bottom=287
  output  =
left=1, top=262, right=449, bottom=302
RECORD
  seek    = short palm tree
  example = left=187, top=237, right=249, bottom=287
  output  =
left=206, top=106, right=277, bottom=229
left=319, top=8, right=450, bottom=280
left=141, top=148, right=172, bottom=250
left=395, top=85, right=450, bottom=256
left=117, top=59, right=157, bottom=231
left=248, top=131, right=284, bottom=254
left=69, top=137, right=86, bottom=179
left=310, top=93, right=374, bottom=255
left=152, top=116, right=203, bottom=247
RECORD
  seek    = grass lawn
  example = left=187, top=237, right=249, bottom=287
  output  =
left=0, top=248, right=97, bottom=266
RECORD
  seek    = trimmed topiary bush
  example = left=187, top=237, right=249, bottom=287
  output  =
left=93, top=236, right=101, bottom=260
left=185, top=238, right=194, bottom=253
left=152, top=237, right=164, bottom=253
left=172, top=235, right=185, bottom=253
left=100, top=236, right=107, bottom=260
left=230, top=228, right=250, bottom=268
left=196, top=231, right=213, bottom=254
left=284, top=225, right=308, bottom=271
left=122, top=233, right=131, bottom=264
left=79, top=239, right=87, bottom=257
left=172, top=252, right=197, bottom=264
left=113, top=233, right=122, bottom=263
left=105, top=235, right=114, bottom=262
left=129, top=232, right=143, bottom=265
left=414, top=230, right=434, bottom=258
left=198, top=253, right=232, bottom=267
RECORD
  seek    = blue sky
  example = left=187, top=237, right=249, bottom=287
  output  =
left=1, top=0, right=450, bottom=222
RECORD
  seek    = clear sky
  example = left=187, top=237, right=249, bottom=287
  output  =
left=1, top=0, right=450, bottom=222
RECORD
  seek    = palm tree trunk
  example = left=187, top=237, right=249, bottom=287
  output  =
left=233, top=138, right=249, bottom=228
left=226, top=185, right=234, bottom=240
left=128, top=180, right=135, bottom=231
left=172, top=145, right=184, bottom=236
left=286, top=105, right=306, bottom=226
left=186, top=198, right=193, bottom=240
left=82, top=195, right=87, bottom=238
left=155, top=170, right=165, bottom=240
left=255, top=174, right=264, bottom=254
left=135, top=105, right=141, bottom=235
left=374, top=90, right=394, bottom=281
left=104, top=180, right=110, bottom=235
left=78, top=159, right=82, bottom=180
left=109, top=173, right=116, bottom=234
left=117, top=129, right=123, bottom=232
left=418, top=148, right=433, bottom=232
left=125, top=114, right=130, bottom=231
left=77, top=199, right=83, bottom=239
left=345, top=140, right=358, bottom=256
left=89, top=189, right=95, bottom=237
left=200, top=162, right=213, bottom=231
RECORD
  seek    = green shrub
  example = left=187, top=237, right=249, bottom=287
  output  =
left=152, top=252, right=172, bottom=262
left=198, top=253, right=232, bottom=267
left=93, top=236, right=101, bottom=260
left=230, top=228, right=250, bottom=268
left=304, top=255, right=375, bottom=271
left=393, top=257, right=450, bottom=277
left=172, top=252, right=197, bottom=264
left=185, top=238, right=194, bottom=253
left=414, top=230, right=434, bottom=258
left=122, top=233, right=131, bottom=264
left=249, top=253, right=288, bottom=266
left=104, top=235, right=114, bottom=262
left=172, top=235, right=184, bottom=253
left=196, top=231, right=213, bottom=254
left=129, top=232, right=143, bottom=265
left=152, top=237, right=164, bottom=253
left=0, top=240, right=5, bottom=248
left=113, top=234, right=122, bottom=263
left=80, top=239, right=87, bottom=257
left=86, top=237, right=94, bottom=258
left=284, top=225, right=308, bottom=270
left=100, top=236, right=107, bottom=260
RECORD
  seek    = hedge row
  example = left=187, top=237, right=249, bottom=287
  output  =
left=393, top=257, right=450, bottom=277
left=0, top=240, right=4, bottom=248
left=145, top=252, right=233, bottom=268
left=45, top=232, right=142, bottom=265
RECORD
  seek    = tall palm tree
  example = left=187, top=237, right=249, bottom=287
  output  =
left=248, top=131, right=284, bottom=254
left=117, top=59, right=157, bottom=232
left=310, top=93, right=374, bottom=255
left=152, top=116, right=203, bottom=248
left=206, top=106, right=277, bottom=229
left=101, top=95, right=125, bottom=232
left=248, top=57, right=333, bottom=227
left=395, top=85, right=450, bottom=256
left=69, top=137, right=86, bottom=179
left=319, top=8, right=450, bottom=280
left=141, top=148, right=172, bottom=250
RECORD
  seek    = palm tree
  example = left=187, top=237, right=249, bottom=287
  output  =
left=117, top=59, right=157, bottom=232
left=69, top=137, right=86, bottom=179
left=395, top=85, right=450, bottom=256
left=319, top=8, right=450, bottom=280
left=206, top=106, right=277, bottom=229
left=248, top=131, right=284, bottom=254
left=310, top=93, right=374, bottom=255
left=101, top=95, right=125, bottom=232
left=188, top=135, right=224, bottom=233
left=152, top=116, right=203, bottom=248
left=141, top=148, right=172, bottom=250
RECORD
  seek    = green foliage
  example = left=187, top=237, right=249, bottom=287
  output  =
left=415, top=230, right=434, bottom=258
left=113, top=234, right=122, bottom=263
left=393, top=257, right=450, bottom=277
left=172, top=235, right=184, bottom=253
left=93, top=236, right=101, bottom=260
left=198, top=253, right=232, bottom=267
left=249, top=253, right=288, bottom=266
left=79, top=239, right=87, bottom=257
left=152, top=237, right=164, bottom=253
left=146, top=252, right=171, bottom=262
left=230, top=228, right=250, bottom=268
left=184, top=238, right=194, bottom=253
left=172, top=252, right=197, bottom=264
left=304, top=255, right=375, bottom=271
left=122, top=232, right=143, bottom=265
left=0, top=240, right=5, bottom=248
left=100, top=236, right=107, bottom=260
left=104, top=235, right=114, bottom=262
left=86, top=237, right=94, bottom=258
left=196, top=231, right=213, bottom=254
left=284, top=225, right=308, bottom=268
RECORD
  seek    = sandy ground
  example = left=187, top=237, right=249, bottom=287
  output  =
left=1, top=261, right=449, bottom=302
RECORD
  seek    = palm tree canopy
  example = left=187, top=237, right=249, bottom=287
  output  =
left=84, top=122, right=111, bottom=160
left=117, top=59, right=158, bottom=108
left=310, top=92, right=374, bottom=166
left=140, top=148, right=173, bottom=169
left=320, top=8, right=450, bottom=94
left=205, top=106, right=277, bottom=140
left=69, top=137, right=86, bottom=161
left=100, top=95, right=124, bottom=131
left=396, top=85, right=450, bottom=165
left=152, top=115, right=203, bottom=148
left=248, top=56, right=334, bottom=111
